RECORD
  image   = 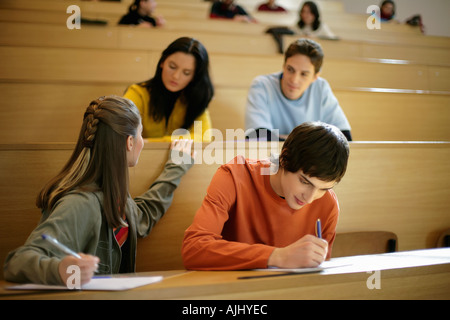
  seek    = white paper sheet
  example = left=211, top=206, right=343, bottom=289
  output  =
left=253, top=248, right=450, bottom=275
left=320, top=248, right=450, bottom=274
left=7, top=276, right=163, bottom=291
left=254, top=260, right=352, bottom=273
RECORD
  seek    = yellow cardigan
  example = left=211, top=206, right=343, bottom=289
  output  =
left=124, top=84, right=212, bottom=142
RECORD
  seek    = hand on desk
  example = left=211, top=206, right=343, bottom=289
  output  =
left=267, top=235, right=328, bottom=268
left=58, top=253, right=100, bottom=286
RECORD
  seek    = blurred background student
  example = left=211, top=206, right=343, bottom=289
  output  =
left=295, top=1, right=337, bottom=39
left=257, top=0, right=287, bottom=12
left=123, top=37, right=214, bottom=142
left=380, top=0, right=396, bottom=22
left=118, top=0, right=165, bottom=28
left=379, top=0, right=424, bottom=33
left=210, top=0, right=257, bottom=23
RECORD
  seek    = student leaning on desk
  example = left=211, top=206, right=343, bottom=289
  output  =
left=123, top=37, right=214, bottom=142
left=182, top=122, right=349, bottom=270
left=3, top=96, right=194, bottom=286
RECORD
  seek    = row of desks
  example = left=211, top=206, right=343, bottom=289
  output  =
left=1, top=248, right=449, bottom=300
left=1, top=141, right=449, bottom=274
left=0, top=0, right=430, bottom=45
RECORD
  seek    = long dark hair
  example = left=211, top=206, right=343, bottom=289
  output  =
left=140, top=37, right=214, bottom=130
left=36, top=96, right=141, bottom=228
left=298, top=1, right=321, bottom=31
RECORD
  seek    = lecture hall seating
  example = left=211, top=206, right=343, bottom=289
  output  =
left=0, top=41, right=448, bottom=141
left=0, top=0, right=449, bottom=282
left=0, top=141, right=449, bottom=279
left=0, top=19, right=449, bottom=142
left=1, top=82, right=449, bottom=143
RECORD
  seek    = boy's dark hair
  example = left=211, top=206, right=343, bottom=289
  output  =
left=279, top=122, right=349, bottom=182
left=285, top=38, right=324, bottom=74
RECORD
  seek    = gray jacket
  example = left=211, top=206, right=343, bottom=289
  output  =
left=3, top=158, right=192, bottom=285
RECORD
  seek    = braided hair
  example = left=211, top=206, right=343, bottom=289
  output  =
left=82, top=101, right=100, bottom=148
left=36, top=96, right=141, bottom=228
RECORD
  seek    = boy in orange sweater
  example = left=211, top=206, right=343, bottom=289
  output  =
left=182, top=121, right=350, bottom=270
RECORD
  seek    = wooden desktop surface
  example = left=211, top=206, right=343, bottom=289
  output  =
left=1, top=248, right=449, bottom=300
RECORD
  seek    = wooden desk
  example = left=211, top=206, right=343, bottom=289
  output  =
left=1, top=142, right=449, bottom=279
left=1, top=248, right=449, bottom=300
left=1, top=21, right=448, bottom=67
left=2, top=44, right=448, bottom=94
left=0, top=82, right=449, bottom=143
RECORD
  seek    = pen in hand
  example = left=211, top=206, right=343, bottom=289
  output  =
left=41, top=234, right=81, bottom=259
left=316, top=219, right=322, bottom=239
left=42, top=234, right=100, bottom=285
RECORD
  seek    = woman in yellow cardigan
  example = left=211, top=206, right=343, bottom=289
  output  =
left=124, top=37, right=214, bottom=142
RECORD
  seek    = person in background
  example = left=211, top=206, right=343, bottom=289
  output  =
left=380, top=0, right=396, bottom=22
left=380, top=1, right=425, bottom=33
left=123, top=37, right=214, bottom=142
left=210, top=0, right=257, bottom=23
left=257, top=0, right=287, bottom=12
left=245, top=38, right=352, bottom=141
left=182, top=121, right=349, bottom=270
left=4, top=96, right=194, bottom=285
left=295, top=1, right=336, bottom=39
left=118, top=0, right=165, bottom=28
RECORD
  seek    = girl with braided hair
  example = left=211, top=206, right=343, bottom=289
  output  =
left=4, top=96, right=194, bottom=286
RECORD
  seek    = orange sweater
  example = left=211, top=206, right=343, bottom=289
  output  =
left=182, top=156, right=340, bottom=270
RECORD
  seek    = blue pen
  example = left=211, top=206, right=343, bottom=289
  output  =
left=316, top=219, right=322, bottom=239
left=42, top=234, right=81, bottom=259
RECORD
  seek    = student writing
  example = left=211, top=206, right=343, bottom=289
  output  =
left=4, top=96, right=194, bottom=285
left=182, top=122, right=349, bottom=270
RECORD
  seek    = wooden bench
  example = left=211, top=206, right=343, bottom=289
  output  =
left=1, top=20, right=449, bottom=66
left=211, top=54, right=448, bottom=91
left=334, top=90, right=450, bottom=141
left=0, top=0, right=342, bottom=18
left=0, top=46, right=153, bottom=84
left=1, top=0, right=447, bottom=49
left=1, top=44, right=448, bottom=93
left=0, top=23, right=448, bottom=142
left=0, top=0, right=209, bottom=16
left=0, top=82, right=126, bottom=143
left=0, top=141, right=449, bottom=278
left=0, top=22, right=280, bottom=56
left=0, top=20, right=450, bottom=66
left=0, top=6, right=420, bottom=38
left=1, top=82, right=449, bottom=143
left=0, top=0, right=427, bottom=40
left=211, top=88, right=450, bottom=141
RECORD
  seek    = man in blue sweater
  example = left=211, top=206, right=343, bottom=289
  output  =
left=245, top=38, right=352, bottom=141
